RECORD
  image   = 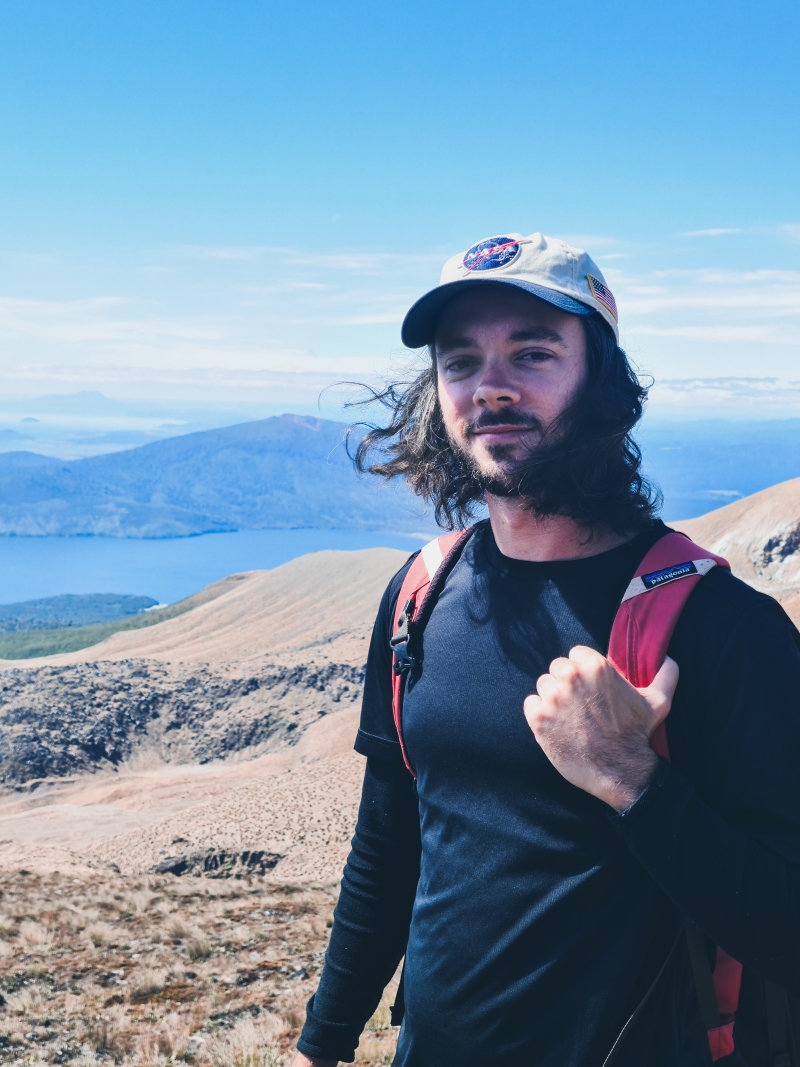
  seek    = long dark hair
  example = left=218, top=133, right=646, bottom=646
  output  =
left=348, top=313, right=661, bottom=533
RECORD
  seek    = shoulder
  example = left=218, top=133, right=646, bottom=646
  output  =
left=380, top=551, right=420, bottom=622
left=370, top=549, right=426, bottom=649
left=670, top=564, right=800, bottom=695
left=377, top=523, right=488, bottom=630
left=679, top=565, right=797, bottom=636
left=354, top=549, right=421, bottom=768
left=660, top=520, right=797, bottom=636
left=666, top=564, right=800, bottom=837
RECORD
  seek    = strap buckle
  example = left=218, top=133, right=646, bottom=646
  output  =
left=391, top=598, right=415, bottom=675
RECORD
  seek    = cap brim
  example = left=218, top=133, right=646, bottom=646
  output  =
left=400, top=278, right=594, bottom=349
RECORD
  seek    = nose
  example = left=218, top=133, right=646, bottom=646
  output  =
left=472, top=369, right=521, bottom=410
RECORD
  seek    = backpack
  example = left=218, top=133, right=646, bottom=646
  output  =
left=389, top=526, right=798, bottom=1066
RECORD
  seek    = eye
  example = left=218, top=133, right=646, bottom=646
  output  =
left=517, top=348, right=554, bottom=365
left=444, top=355, right=479, bottom=375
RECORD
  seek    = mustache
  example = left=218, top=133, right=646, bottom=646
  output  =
left=467, top=408, right=543, bottom=435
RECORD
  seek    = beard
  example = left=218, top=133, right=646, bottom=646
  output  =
left=447, top=397, right=620, bottom=524
left=450, top=407, right=546, bottom=499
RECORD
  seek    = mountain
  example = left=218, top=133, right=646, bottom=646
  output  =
left=0, top=414, right=431, bottom=537
left=674, top=476, right=800, bottom=622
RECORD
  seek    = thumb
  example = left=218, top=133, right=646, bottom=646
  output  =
left=638, top=656, right=680, bottom=725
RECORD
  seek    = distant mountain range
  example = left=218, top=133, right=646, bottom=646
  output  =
left=0, top=411, right=797, bottom=537
left=0, top=414, right=431, bottom=538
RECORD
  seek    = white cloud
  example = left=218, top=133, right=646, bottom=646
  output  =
left=611, top=269, right=800, bottom=353
left=646, top=376, right=800, bottom=419
left=680, top=228, right=743, bottom=237
left=631, top=325, right=799, bottom=344
left=334, top=311, right=406, bottom=325
left=656, top=376, right=800, bottom=394
left=618, top=270, right=800, bottom=316
left=179, top=244, right=441, bottom=274
left=181, top=245, right=268, bottom=261
left=2, top=235, right=800, bottom=412
left=553, top=233, right=619, bottom=250
left=0, top=362, right=352, bottom=406
left=0, top=296, right=225, bottom=345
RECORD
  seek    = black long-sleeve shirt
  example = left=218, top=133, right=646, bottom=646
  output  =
left=298, top=520, right=800, bottom=1066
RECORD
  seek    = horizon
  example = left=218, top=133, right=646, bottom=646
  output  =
left=2, top=388, right=800, bottom=462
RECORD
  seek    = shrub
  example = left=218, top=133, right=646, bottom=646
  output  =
left=187, top=938, right=213, bottom=961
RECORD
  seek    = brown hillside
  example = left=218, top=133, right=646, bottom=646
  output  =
left=0, top=548, right=410, bottom=877
left=673, top=477, right=800, bottom=625
left=0, top=548, right=408, bottom=783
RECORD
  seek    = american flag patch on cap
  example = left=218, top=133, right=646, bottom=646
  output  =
left=587, top=274, right=618, bottom=321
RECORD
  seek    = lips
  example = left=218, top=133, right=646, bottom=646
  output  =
left=472, top=425, right=535, bottom=438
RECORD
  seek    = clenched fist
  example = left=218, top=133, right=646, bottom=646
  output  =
left=524, top=646, right=679, bottom=812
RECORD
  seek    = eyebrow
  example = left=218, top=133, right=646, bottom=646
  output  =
left=435, top=326, right=565, bottom=354
left=509, top=327, right=565, bottom=344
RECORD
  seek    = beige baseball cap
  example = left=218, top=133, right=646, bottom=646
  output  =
left=401, top=231, right=619, bottom=347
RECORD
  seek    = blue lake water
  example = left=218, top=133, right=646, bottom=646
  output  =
left=0, top=529, right=425, bottom=606
left=1, top=419, right=798, bottom=606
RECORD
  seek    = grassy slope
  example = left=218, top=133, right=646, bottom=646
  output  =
left=0, top=868, right=398, bottom=1066
left=0, top=574, right=245, bottom=660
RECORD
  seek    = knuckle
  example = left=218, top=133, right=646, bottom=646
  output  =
left=536, top=673, right=554, bottom=694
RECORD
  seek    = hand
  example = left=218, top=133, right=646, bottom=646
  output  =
left=290, top=1054, right=337, bottom=1067
left=523, top=646, right=679, bottom=812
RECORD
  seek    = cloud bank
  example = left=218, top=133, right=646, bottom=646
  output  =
left=0, top=233, right=798, bottom=418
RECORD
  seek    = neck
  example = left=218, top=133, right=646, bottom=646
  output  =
left=485, top=494, right=633, bottom=562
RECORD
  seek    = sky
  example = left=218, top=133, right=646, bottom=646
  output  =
left=0, top=0, right=799, bottom=428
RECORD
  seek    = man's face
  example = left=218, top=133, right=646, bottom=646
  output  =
left=434, top=286, right=589, bottom=492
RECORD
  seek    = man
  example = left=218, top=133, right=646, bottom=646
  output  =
left=293, top=233, right=800, bottom=1066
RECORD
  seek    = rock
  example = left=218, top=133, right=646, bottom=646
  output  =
left=152, top=849, right=283, bottom=877
left=0, top=658, right=365, bottom=784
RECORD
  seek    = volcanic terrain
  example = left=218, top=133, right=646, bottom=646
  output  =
left=0, top=479, right=798, bottom=1065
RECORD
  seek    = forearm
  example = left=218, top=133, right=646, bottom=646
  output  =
left=612, top=759, right=800, bottom=990
left=297, top=758, right=420, bottom=1063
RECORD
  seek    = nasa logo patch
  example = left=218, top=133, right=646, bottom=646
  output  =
left=463, top=236, right=521, bottom=272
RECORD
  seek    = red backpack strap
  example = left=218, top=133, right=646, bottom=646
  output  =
left=608, top=530, right=729, bottom=715
left=390, top=528, right=474, bottom=776
left=609, top=530, right=739, bottom=1062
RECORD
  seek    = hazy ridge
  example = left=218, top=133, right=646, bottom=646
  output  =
left=0, top=414, right=428, bottom=538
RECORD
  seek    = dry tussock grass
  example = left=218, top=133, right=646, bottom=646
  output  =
left=0, top=869, right=398, bottom=1066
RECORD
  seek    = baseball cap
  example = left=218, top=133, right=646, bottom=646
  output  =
left=401, top=231, right=619, bottom=347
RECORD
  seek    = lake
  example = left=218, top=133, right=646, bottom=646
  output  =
left=0, top=529, right=426, bottom=605
left=1, top=418, right=798, bottom=606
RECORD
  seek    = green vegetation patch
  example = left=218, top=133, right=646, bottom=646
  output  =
left=0, top=574, right=246, bottom=660
left=0, top=592, right=159, bottom=632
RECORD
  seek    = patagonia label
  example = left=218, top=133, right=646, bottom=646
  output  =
left=641, top=561, right=697, bottom=590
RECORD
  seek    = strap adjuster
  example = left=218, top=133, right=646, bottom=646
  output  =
left=391, top=598, right=415, bottom=675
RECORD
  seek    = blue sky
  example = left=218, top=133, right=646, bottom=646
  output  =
left=0, top=0, right=798, bottom=421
